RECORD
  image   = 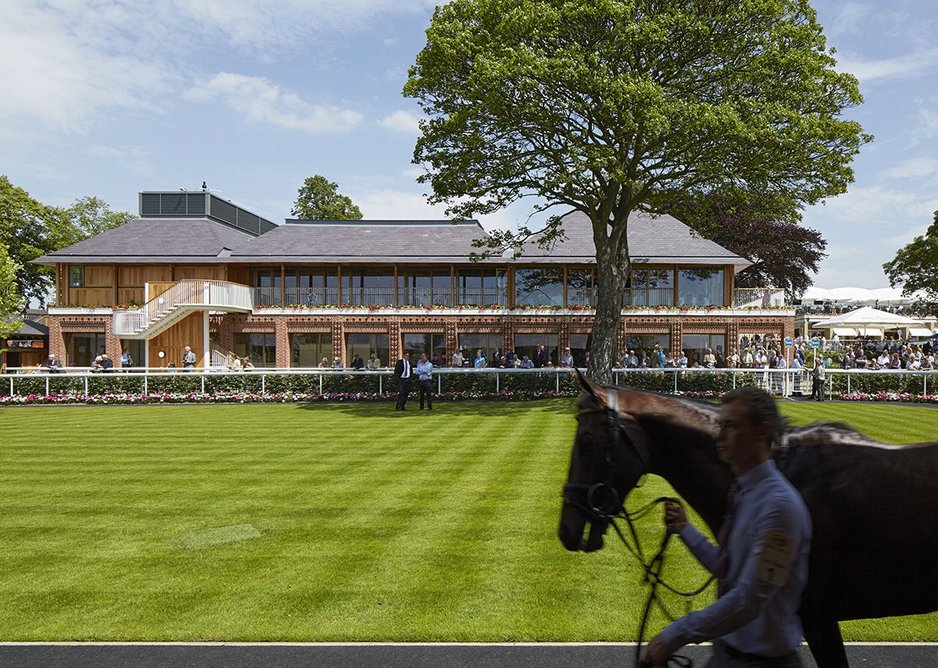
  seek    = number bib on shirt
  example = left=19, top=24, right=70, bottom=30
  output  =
left=757, top=530, right=794, bottom=586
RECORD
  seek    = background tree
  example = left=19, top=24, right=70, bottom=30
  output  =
left=0, top=244, right=24, bottom=340
left=405, top=0, right=869, bottom=381
left=291, top=175, right=363, bottom=220
left=0, top=176, right=61, bottom=306
left=51, top=196, right=134, bottom=248
left=0, top=176, right=133, bottom=306
left=883, top=209, right=938, bottom=315
left=667, top=193, right=827, bottom=301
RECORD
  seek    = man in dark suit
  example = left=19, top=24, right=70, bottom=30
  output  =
left=393, top=351, right=413, bottom=411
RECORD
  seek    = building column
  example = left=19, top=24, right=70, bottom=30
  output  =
left=275, top=318, right=289, bottom=368
left=48, top=318, right=65, bottom=361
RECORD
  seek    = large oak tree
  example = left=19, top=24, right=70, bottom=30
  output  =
left=405, top=0, right=869, bottom=381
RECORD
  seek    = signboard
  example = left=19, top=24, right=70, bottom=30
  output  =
left=5, top=340, right=45, bottom=349
left=809, top=337, right=821, bottom=349
left=783, top=337, right=793, bottom=348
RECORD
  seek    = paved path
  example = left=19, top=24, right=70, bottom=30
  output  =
left=2, top=642, right=937, bottom=667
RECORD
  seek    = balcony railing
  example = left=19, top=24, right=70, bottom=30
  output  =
left=733, top=287, right=787, bottom=308
left=113, top=280, right=252, bottom=337
left=247, top=285, right=785, bottom=310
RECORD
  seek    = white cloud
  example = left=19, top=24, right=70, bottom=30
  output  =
left=379, top=110, right=422, bottom=134
left=354, top=188, right=449, bottom=220
left=186, top=73, right=363, bottom=133
left=834, top=49, right=938, bottom=82
left=87, top=145, right=156, bottom=178
left=816, top=185, right=938, bottom=224
left=826, top=2, right=873, bottom=38
left=881, top=157, right=938, bottom=180
left=0, top=2, right=171, bottom=132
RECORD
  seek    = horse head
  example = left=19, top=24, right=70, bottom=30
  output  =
left=558, top=370, right=650, bottom=552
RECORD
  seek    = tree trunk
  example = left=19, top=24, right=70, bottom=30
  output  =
left=587, top=232, right=630, bottom=385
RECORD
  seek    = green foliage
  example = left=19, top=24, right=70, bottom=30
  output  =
left=0, top=244, right=23, bottom=339
left=405, top=0, right=870, bottom=380
left=291, top=175, right=363, bottom=220
left=0, top=176, right=61, bottom=305
left=52, top=196, right=134, bottom=248
left=883, top=209, right=938, bottom=315
left=0, top=177, right=133, bottom=306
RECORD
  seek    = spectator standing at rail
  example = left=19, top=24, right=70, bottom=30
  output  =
left=416, top=352, right=434, bottom=411
left=393, top=351, right=413, bottom=411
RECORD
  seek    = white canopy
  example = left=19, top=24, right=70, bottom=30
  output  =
left=827, top=287, right=878, bottom=303
left=908, top=327, right=934, bottom=338
left=800, top=286, right=835, bottom=302
left=812, top=306, right=925, bottom=337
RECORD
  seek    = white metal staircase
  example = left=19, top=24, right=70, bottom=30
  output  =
left=113, top=280, right=253, bottom=339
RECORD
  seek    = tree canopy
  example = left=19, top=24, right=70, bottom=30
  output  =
left=0, top=243, right=23, bottom=340
left=883, top=209, right=938, bottom=314
left=405, top=0, right=869, bottom=381
left=667, top=193, right=827, bottom=300
left=0, top=176, right=132, bottom=306
left=291, top=175, right=363, bottom=220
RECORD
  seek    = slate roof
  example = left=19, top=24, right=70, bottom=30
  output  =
left=226, top=219, right=496, bottom=264
left=517, top=211, right=751, bottom=271
left=34, top=210, right=750, bottom=270
left=33, top=218, right=255, bottom=264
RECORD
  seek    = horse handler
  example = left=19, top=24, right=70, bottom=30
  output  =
left=644, top=386, right=812, bottom=667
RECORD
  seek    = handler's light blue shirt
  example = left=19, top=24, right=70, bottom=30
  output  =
left=659, top=459, right=812, bottom=657
left=415, top=360, right=433, bottom=381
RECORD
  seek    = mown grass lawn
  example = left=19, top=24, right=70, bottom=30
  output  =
left=0, top=399, right=935, bottom=641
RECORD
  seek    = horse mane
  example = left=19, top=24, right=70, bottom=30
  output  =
left=781, top=422, right=935, bottom=450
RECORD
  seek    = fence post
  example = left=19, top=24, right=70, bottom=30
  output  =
left=261, top=373, right=266, bottom=397
left=84, top=375, right=88, bottom=396
left=438, top=373, right=441, bottom=396
left=46, top=375, right=50, bottom=396
left=144, top=373, right=148, bottom=395
left=201, top=374, right=205, bottom=395
left=556, top=371, right=560, bottom=394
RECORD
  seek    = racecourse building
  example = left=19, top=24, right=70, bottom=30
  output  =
left=35, top=191, right=794, bottom=369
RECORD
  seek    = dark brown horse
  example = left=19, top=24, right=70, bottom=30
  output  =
left=559, top=374, right=938, bottom=668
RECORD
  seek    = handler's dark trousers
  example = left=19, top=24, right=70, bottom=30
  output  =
left=707, top=640, right=803, bottom=667
left=396, top=378, right=411, bottom=410
left=418, top=379, right=433, bottom=410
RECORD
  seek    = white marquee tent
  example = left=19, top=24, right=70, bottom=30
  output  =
left=811, top=306, right=930, bottom=339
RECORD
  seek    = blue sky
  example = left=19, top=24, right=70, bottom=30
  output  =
left=2, top=0, right=936, bottom=290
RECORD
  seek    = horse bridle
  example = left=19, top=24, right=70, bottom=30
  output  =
left=562, top=388, right=649, bottom=520
left=562, top=388, right=706, bottom=668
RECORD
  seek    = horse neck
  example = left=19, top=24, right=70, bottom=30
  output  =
left=646, top=429, right=732, bottom=534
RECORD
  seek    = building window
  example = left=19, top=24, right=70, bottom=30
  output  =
left=682, top=334, right=726, bottom=368
left=65, top=332, right=106, bottom=367
left=399, top=270, right=451, bottom=307
left=678, top=268, right=724, bottom=307
left=457, top=333, right=503, bottom=366
left=569, top=333, right=592, bottom=367
left=345, top=333, right=389, bottom=369
left=457, top=268, right=507, bottom=306
left=627, top=269, right=674, bottom=306
left=344, top=270, right=395, bottom=306
left=514, top=268, right=563, bottom=307
left=290, top=332, right=332, bottom=368
left=234, top=333, right=277, bottom=368
left=566, top=267, right=595, bottom=307
left=69, top=266, right=85, bottom=288
left=624, top=334, right=671, bottom=366
left=252, top=268, right=282, bottom=306
left=513, top=333, right=559, bottom=367
left=285, top=268, right=339, bottom=306
left=402, top=333, right=447, bottom=362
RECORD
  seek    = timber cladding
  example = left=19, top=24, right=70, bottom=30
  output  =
left=147, top=312, right=205, bottom=369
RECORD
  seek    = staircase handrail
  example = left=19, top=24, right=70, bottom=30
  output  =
left=113, top=280, right=253, bottom=336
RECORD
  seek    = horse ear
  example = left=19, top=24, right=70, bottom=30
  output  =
left=575, top=368, right=604, bottom=399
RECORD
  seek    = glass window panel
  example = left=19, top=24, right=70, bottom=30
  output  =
left=678, top=269, right=724, bottom=307
left=514, top=268, right=563, bottom=307
left=513, top=333, right=559, bottom=367
left=290, top=333, right=332, bottom=368
left=345, top=333, right=389, bottom=369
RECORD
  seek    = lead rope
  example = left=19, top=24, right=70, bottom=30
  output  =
left=601, top=496, right=715, bottom=668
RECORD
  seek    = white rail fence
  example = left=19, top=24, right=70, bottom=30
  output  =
left=3, top=367, right=938, bottom=401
